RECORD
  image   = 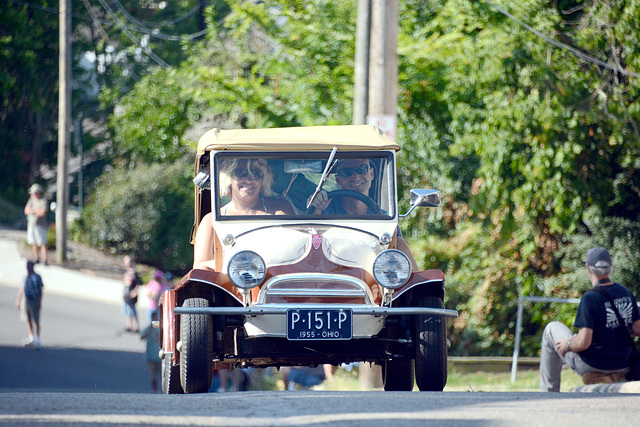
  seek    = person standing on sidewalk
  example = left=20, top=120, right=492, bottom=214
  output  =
left=15, top=260, right=44, bottom=349
left=539, top=247, right=640, bottom=391
left=122, top=255, right=142, bottom=333
left=24, top=184, right=48, bottom=265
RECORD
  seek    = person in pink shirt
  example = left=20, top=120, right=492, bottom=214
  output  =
left=146, top=269, right=168, bottom=326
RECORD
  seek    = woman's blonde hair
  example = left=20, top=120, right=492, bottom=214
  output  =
left=219, top=158, right=274, bottom=198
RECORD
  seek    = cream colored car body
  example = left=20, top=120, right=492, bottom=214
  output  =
left=159, top=125, right=457, bottom=394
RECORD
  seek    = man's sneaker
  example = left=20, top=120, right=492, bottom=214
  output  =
left=22, top=337, right=33, bottom=347
left=582, top=371, right=626, bottom=384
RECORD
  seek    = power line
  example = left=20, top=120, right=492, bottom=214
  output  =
left=103, top=0, right=207, bottom=41
left=95, top=0, right=169, bottom=69
left=81, top=0, right=143, bottom=81
left=3, top=0, right=208, bottom=41
left=132, top=3, right=200, bottom=27
left=484, top=0, right=640, bottom=78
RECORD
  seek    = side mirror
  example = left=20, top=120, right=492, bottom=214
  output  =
left=193, top=172, right=210, bottom=189
left=410, top=189, right=440, bottom=208
left=399, top=189, right=441, bottom=218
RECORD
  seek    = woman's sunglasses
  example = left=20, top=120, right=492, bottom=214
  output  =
left=335, top=164, right=371, bottom=178
left=233, top=168, right=264, bottom=180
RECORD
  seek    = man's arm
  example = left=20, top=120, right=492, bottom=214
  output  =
left=556, top=327, right=593, bottom=356
left=632, top=319, right=640, bottom=337
left=307, top=190, right=331, bottom=214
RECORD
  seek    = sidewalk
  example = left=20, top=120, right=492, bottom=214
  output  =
left=0, top=228, right=147, bottom=309
left=571, top=381, right=640, bottom=393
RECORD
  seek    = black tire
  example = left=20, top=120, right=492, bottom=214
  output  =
left=180, top=298, right=213, bottom=394
left=382, top=358, right=414, bottom=391
left=162, top=356, right=183, bottom=394
left=414, top=296, right=447, bottom=391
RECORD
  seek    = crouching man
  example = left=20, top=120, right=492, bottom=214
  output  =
left=540, top=247, right=640, bottom=391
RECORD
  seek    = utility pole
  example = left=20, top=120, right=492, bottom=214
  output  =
left=353, top=0, right=371, bottom=125
left=57, top=0, right=71, bottom=263
left=366, top=0, right=399, bottom=140
left=358, top=0, right=399, bottom=390
left=75, top=113, right=83, bottom=212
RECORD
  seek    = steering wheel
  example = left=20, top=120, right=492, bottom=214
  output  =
left=306, top=190, right=383, bottom=214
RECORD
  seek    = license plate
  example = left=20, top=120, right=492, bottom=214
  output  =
left=287, top=309, right=353, bottom=340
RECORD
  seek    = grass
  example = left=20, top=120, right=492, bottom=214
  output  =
left=308, top=365, right=584, bottom=392
left=444, top=367, right=584, bottom=392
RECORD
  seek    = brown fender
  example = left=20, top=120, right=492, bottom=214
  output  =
left=176, top=269, right=244, bottom=304
left=392, top=269, right=445, bottom=301
left=160, top=289, right=178, bottom=364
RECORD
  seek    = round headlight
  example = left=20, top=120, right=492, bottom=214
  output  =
left=228, top=251, right=266, bottom=289
left=373, top=249, right=412, bottom=289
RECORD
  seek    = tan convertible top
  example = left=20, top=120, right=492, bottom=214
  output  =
left=197, top=125, right=401, bottom=154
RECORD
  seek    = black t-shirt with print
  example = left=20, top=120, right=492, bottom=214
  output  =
left=575, top=283, right=640, bottom=370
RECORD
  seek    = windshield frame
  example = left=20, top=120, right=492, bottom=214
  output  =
left=211, top=150, right=397, bottom=222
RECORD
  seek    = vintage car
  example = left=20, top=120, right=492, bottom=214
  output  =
left=158, top=125, right=457, bottom=393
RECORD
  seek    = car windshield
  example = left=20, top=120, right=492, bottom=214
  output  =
left=211, top=151, right=396, bottom=220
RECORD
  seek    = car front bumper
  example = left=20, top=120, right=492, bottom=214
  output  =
left=174, top=304, right=458, bottom=338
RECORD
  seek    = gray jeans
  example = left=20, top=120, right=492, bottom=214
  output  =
left=539, top=321, right=626, bottom=391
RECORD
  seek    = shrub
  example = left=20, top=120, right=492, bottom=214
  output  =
left=76, top=160, right=194, bottom=272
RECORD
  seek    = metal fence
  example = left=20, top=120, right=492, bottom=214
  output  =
left=510, top=295, right=640, bottom=382
left=510, top=296, right=579, bottom=383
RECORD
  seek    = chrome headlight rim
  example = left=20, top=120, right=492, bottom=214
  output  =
left=227, top=250, right=266, bottom=290
left=373, top=249, right=412, bottom=290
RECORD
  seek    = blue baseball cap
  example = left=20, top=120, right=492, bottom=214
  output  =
left=585, top=247, right=612, bottom=267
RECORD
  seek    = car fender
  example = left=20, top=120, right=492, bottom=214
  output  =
left=392, top=269, right=445, bottom=302
left=159, top=289, right=178, bottom=364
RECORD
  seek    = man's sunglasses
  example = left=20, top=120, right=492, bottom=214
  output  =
left=336, top=164, right=371, bottom=178
left=233, top=168, right=264, bottom=180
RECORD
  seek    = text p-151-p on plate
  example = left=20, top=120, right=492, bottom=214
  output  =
left=286, top=308, right=353, bottom=340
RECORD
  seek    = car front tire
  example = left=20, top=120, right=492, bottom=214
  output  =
left=162, top=355, right=183, bottom=394
left=180, top=297, right=213, bottom=394
left=414, top=296, right=447, bottom=392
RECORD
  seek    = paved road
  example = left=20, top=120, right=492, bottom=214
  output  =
left=0, top=227, right=151, bottom=393
left=3, top=228, right=640, bottom=426
left=0, top=284, right=150, bottom=393
left=2, top=389, right=640, bottom=426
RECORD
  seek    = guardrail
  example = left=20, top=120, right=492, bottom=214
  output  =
left=510, top=296, right=579, bottom=383
left=511, top=295, right=640, bottom=383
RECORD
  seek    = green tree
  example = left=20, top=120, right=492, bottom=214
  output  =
left=399, top=0, right=640, bottom=355
left=107, top=0, right=358, bottom=160
left=0, top=0, right=60, bottom=203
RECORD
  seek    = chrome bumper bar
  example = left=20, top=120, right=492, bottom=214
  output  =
left=174, top=305, right=458, bottom=318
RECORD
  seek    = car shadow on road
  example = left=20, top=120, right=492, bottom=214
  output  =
left=0, top=346, right=151, bottom=393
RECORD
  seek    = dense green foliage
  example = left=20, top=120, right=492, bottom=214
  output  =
left=0, top=0, right=60, bottom=203
left=398, top=0, right=640, bottom=355
left=76, top=161, right=194, bottom=271
left=4, top=0, right=640, bottom=355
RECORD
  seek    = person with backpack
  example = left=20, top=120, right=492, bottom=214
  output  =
left=540, top=247, right=640, bottom=391
left=15, top=260, right=44, bottom=349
